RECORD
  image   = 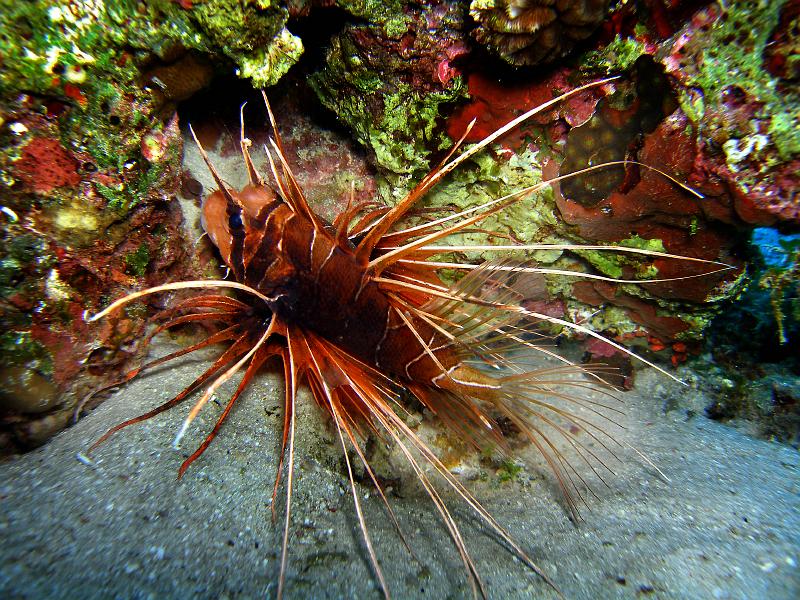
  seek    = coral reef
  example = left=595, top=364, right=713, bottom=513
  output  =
left=661, top=1, right=799, bottom=225
left=1, top=0, right=797, bottom=446
left=444, top=0, right=798, bottom=361
left=309, top=1, right=468, bottom=193
left=470, top=0, right=613, bottom=65
left=551, top=0, right=800, bottom=361
left=584, top=0, right=800, bottom=226
left=443, top=62, right=742, bottom=363
left=0, top=0, right=305, bottom=449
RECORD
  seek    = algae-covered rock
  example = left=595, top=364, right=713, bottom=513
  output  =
left=451, top=0, right=800, bottom=353
left=0, top=0, right=301, bottom=449
left=580, top=0, right=800, bottom=226
left=309, top=2, right=468, bottom=194
left=0, top=0, right=305, bottom=449
left=439, top=63, right=742, bottom=361
left=660, top=0, right=799, bottom=225
left=0, top=0, right=300, bottom=172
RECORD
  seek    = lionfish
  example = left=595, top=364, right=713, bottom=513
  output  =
left=85, top=77, right=725, bottom=598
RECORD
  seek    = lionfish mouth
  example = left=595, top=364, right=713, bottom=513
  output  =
left=81, top=78, right=731, bottom=599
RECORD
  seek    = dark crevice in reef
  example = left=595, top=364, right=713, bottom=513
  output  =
left=287, top=6, right=358, bottom=72
left=177, top=7, right=357, bottom=151
left=707, top=233, right=799, bottom=372
left=698, top=227, right=799, bottom=446
left=177, top=68, right=366, bottom=168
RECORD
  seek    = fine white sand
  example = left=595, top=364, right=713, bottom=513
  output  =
left=1, top=341, right=797, bottom=599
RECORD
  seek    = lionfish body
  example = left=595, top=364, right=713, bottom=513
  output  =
left=87, top=80, right=725, bottom=598
left=204, top=178, right=498, bottom=400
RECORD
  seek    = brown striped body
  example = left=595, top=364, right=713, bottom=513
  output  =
left=203, top=184, right=467, bottom=388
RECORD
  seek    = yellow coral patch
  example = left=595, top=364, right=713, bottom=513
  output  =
left=55, top=207, right=98, bottom=231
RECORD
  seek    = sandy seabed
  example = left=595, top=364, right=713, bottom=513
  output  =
left=1, top=340, right=797, bottom=600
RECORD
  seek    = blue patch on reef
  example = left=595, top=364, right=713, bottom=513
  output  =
left=706, top=226, right=799, bottom=370
left=751, top=227, right=800, bottom=268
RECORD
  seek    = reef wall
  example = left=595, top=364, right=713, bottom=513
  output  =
left=1, top=0, right=797, bottom=448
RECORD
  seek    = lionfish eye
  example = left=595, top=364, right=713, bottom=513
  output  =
left=229, top=212, right=243, bottom=230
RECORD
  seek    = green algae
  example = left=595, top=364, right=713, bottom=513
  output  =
left=124, top=243, right=150, bottom=277
left=308, top=2, right=467, bottom=191
left=572, top=248, right=625, bottom=279
left=570, top=236, right=667, bottom=280
left=0, top=330, right=54, bottom=377
left=335, top=0, right=410, bottom=38
left=620, top=235, right=666, bottom=253
left=2, top=1, right=140, bottom=171
left=582, top=34, right=649, bottom=74
left=673, top=0, right=799, bottom=165
left=421, top=147, right=553, bottom=252
left=0, top=0, right=301, bottom=209
left=236, top=27, right=303, bottom=88
left=496, top=459, right=522, bottom=483
left=311, top=28, right=465, bottom=186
